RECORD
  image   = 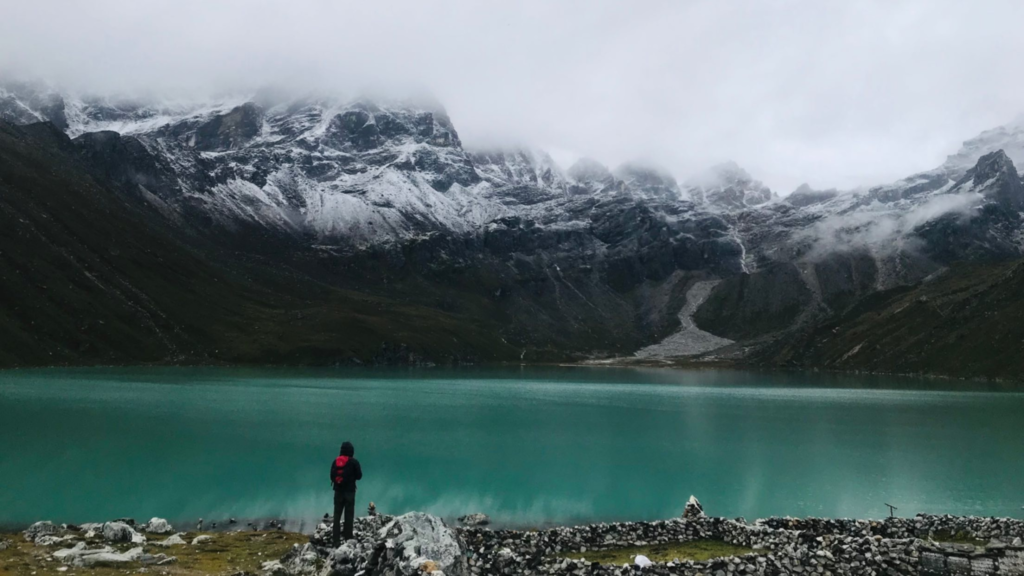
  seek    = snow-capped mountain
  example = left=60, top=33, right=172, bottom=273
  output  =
left=4, top=80, right=1024, bottom=366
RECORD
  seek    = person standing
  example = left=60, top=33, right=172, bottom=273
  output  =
left=330, top=441, right=363, bottom=546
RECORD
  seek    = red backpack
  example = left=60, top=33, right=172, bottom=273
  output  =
left=333, top=455, right=350, bottom=485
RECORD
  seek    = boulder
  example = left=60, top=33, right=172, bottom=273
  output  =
left=192, top=535, right=213, bottom=545
left=33, top=535, right=76, bottom=546
left=457, top=513, right=490, bottom=527
left=53, top=542, right=112, bottom=563
left=143, top=517, right=174, bottom=534
left=77, top=546, right=144, bottom=567
left=683, top=495, right=705, bottom=519
left=101, top=521, right=141, bottom=543
left=23, top=521, right=60, bottom=542
left=378, top=512, right=462, bottom=575
left=0, top=539, right=11, bottom=551
left=153, top=533, right=187, bottom=547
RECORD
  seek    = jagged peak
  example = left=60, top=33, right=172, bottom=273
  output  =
left=468, top=147, right=566, bottom=188
left=971, top=149, right=1017, bottom=178
left=567, top=157, right=612, bottom=183
left=952, top=149, right=1024, bottom=212
left=942, top=117, right=1024, bottom=177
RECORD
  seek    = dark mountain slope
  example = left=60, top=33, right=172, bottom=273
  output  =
left=753, top=259, right=1024, bottom=380
left=0, top=120, right=693, bottom=367
left=0, top=121, right=523, bottom=367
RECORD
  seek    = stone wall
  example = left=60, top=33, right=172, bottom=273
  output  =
left=297, top=510, right=1024, bottom=576
left=919, top=544, right=1024, bottom=576
left=755, top=515, right=1024, bottom=542
left=458, top=516, right=922, bottom=576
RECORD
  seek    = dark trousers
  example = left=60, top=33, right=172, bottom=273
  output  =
left=332, top=490, right=355, bottom=546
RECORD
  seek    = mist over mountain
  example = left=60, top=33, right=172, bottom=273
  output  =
left=4, top=0, right=1024, bottom=192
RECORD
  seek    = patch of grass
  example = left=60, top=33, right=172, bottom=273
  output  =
left=931, top=530, right=987, bottom=547
left=560, top=539, right=760, bottom=565
left=0, top=530, right=308, bottom=576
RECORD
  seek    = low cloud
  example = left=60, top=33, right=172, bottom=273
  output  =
left=797, top=191, right=982, bottom=259
left=2, top=1, right=1023, bottom=192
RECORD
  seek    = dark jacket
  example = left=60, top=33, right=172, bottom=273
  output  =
left=330, top=442, right=362, bottom=493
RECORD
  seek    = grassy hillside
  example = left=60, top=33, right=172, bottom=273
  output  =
left=757, top=260, right=1024, bottom=380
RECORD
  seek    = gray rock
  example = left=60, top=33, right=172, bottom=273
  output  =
left=380, top=512, right=462, bottom=574
left=0, top=539, right=11, bottom=551
left=457, top=513, right=490, bottom=527
left=192, top=534, right=213, bottom=545
left=101, top=521, right=141, bottom=543
left=77, top=546, right=144, bottom=567
left=321, top=540, right=364, bottom=576
left=53, top=542, right=112, bottom=563
left=53, top=542, right=143, bottom=567
left=33, top=535, right=76, bottom=546
left=152, top=533, right=187, bottom=547
left=23, top=521, right=60, bottom=542
left=143, top=517, right=174, bottom=534
left=260, top=560, right=288, bottom=576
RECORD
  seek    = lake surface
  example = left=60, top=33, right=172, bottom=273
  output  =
left=1, top=366, right=1022, bottom=528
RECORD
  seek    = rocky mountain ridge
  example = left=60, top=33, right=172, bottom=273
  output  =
left=3, top=80, right=1024, bottom=374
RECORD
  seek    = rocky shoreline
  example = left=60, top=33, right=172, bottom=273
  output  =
left=6, top=498, right=1024, bottom=576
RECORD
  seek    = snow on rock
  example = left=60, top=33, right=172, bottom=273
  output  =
left=6, top=80, right=1024, bottom=314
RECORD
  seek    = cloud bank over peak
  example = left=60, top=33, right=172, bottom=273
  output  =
left=2, top=0, right=1023, bottom=193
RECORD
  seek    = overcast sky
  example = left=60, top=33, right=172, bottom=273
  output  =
left=2, top=0, right=1022, bottom=192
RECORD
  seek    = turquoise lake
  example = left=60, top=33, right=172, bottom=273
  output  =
left=0, top=366, right=1022, bottom=528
